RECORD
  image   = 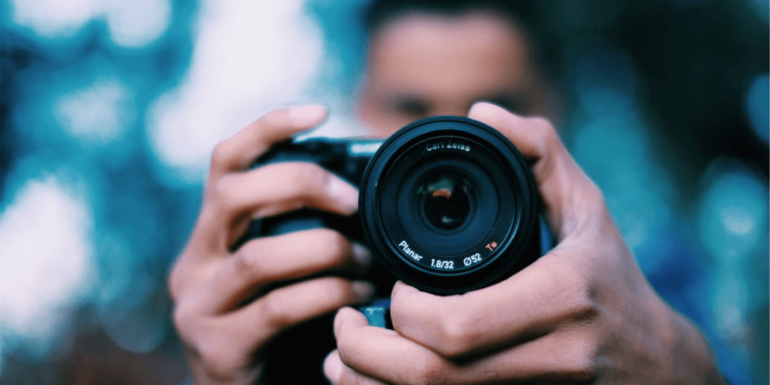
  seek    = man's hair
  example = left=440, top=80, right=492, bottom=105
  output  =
left=363, top=0, right=560, bottom=82
left=365, top=0, right=537, bottom=34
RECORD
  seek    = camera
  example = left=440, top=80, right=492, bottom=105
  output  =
left=250, top=116, right=547, bottom=295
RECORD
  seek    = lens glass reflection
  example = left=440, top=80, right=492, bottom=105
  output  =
left=418, top=175, right=472, bottom=231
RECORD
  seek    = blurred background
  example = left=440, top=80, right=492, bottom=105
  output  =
left=0, top=0, right=767, bottom=384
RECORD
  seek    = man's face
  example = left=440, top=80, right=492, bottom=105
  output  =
left=357, top=11, right=547, bottom=136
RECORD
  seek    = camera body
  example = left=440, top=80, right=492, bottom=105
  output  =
left=250, top=116, right=547, bottom=295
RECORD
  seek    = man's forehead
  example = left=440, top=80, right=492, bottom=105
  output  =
left=365, top=11, right=534, bottom=97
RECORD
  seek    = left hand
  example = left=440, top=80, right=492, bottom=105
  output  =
left=323, top=102, right=724, bottom=385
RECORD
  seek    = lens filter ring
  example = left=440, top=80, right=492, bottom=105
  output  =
left=359, top=116, right=539, bottom=294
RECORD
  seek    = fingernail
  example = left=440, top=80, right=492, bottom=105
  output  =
left=289, top=104, right=327, bottom=126
left=329, top=177, right=359, bottom=214
left=475, top=101, right=502, bottom=114
left=323, top=351, right=342, bottom=383
left=352, top=281, right=375, bottom=302
left=352, top=243, right=372, bottom=267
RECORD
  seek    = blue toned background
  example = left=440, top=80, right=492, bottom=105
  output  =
left=0, top=1, right=767, bottom=384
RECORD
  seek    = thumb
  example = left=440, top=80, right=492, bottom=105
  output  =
left=468, top=102, right=605, bottom=240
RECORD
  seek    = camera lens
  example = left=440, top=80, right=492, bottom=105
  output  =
left=418, top=174, right=472, bottom=232
left=359, top=116, right=541, bottom=294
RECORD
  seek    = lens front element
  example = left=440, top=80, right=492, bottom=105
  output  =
left=419, top=174, right=473, bottom=232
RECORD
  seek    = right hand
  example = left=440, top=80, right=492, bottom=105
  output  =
left=168, top=105, right=375, bottom=385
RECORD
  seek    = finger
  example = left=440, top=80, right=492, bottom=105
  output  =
left=323, top=350, right=385, bottom=385
left=324, top=350, right=344, bottom=384
left=230, top=277, right=374, bottom=350
left=468, top=102, right=606, bottom=240
left=324, top=350, right=388, bottom=385
left=208, top=161, right=359, bottom=223
left=195, top=161, right=359, bottom=251
left=335, top=307, right=599, bottom=384
left=196, top=229, right=372, bottom=314
left=337, top=366, right=390, bottom=385
left=334, top=307, right=434, bottom=385
left=209, top=104, right=327, bottom=185
left=390, top=251, right=599, bottom=359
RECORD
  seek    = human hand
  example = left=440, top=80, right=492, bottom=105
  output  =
left=325, top=102, right=724, bottom=385
left=168, top=105, right=375, bottom=385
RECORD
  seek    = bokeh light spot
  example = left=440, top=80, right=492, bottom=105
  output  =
left=0, top=177, right=94, bottom=357
left=53, top=78, right=135, bottom=145
left=744, top=74, right=768, bottom=143
left=697, top=160, right=768, bottom=264
left=103, top=0, right=171, bottom=48
left=8, top=0, right=169, bottom=47
left=9, top=0, right=99, bottom=38
left=147, top=0, right=324, bottom=185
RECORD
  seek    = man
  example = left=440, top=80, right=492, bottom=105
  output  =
left=169, top=1, right=725, bottom=383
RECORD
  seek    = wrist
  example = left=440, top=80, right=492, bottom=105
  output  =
left=657, top=298, right=725, bottom=385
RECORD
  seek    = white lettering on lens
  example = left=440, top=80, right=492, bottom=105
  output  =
left=398, top=240, right=423, bottom=261
left=430, top=259, right=454, bottom=269
left=425, top=140, right=471, bottom=152
left=463, top=253, right=482, bottom=266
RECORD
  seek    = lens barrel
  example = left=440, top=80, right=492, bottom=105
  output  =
left=359, top=116, right=540, bottom=294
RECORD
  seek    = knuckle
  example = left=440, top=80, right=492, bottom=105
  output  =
left=315, top=229, right=351, bottom=265
left=433, top=313, right=473, bottom=358
left=563, top=272, right=600, bottom=323
left=258, top=293, right=289, bottom=328
left=172, top=308, right=248, bottom=381
left=167, top=262, right=185, bottom=302
left=232, top=247, right=264, bottom=281
left=588, top=185, right=613, bottom=225
left=297, top=163, right=331, bottom=192
left=210, top=141, right=229, bottom=168
left=575, top=298, right=600, bottom=324
left=282, top=163, right=328, bottom=199
left=563, top=336, right=601, bottom=382
left=529, top=116, right=561, bottom=151
left=530, top=116, right=556, bottom=137
left=586, top=181, right=607, bottom=207
left=198, top=341, right=242, bottom=381
left=408, top=355, right=446, bottom=385
left=321, top=277, right=355, bottom=304
left=172, top=302, right=206, bottom=351
left=574, top=173, right=607, bottom=212
left=171, top=304, right=193, bottom=339
left=209, top=174, right=238, bottom=208
left=542, top=128, right=562, bottom=154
